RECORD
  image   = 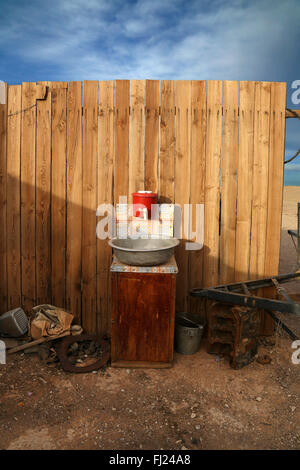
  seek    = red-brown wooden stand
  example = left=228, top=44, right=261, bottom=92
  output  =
left=111, top=269, right=177, bottom=368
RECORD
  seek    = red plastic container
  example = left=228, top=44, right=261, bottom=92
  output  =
left=132, top=191, right=158, bottom=218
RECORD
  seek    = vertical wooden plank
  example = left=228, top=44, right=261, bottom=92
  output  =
left=159, top=80, right=175, bottom=203
left=249, top=82, right=271, bottom=280
left=51, top=85, right=67, bottom=308
left=0, top=83, right=7, bottom=312
left=145, top=80, right=159, bottom=192
left=114, top=80, right=129, bottom=204
left=263, top=82, right=286, bottom=334
left=82, top=81, right=98, bottom=334
left=265, top=82, right=286, bottom=276
left=203, top=80, right=222, bottom=287
left=235, top=81, right=255, bottom=281
left=50, top=82, right=68, bottom=89
left=36, top=88, right=51, bottom=304
left=7, top=86, right=21, bottom=310
left=220, top=81, right=239, bottom=284
left=129, top=80, right=145, bottom=199
left=21, top=82, right=37, bottom=311
left=111, top=273, right=118, bottom=361
left=189, top=80, right=206, bottom=315
left=66, top=81, right=82, bottom=322
left=175, top=80, right=191, bottom=312
left=98, top=81, right=114, bottom=336
left=39, top=81, right=68, bottom=90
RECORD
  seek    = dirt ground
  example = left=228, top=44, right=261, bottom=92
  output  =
left=0, top=187, right=299, bottom=451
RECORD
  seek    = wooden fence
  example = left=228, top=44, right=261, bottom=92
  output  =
left=0, top=80, right=286, bottom=335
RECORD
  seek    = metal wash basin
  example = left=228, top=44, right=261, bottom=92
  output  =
left=108, top=237, right=179, bottom=266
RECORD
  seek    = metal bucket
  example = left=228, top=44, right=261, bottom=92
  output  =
left=174, top=313, right=204, bottom=355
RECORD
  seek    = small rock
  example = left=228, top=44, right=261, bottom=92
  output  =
left=38, top=377, right=47, bottom=384
left=215, top=356, right=224, bottom=362
left=191, top=413, right=196, bottom=419
left=181, top=446, right=187, bottom=450
left=224, top=404, right=229, bottom=408
left=256, top=397, right=262, bottom=402
left=291, top=406, right=296, bottom=412
left=257, top=354, right=271, bottom=365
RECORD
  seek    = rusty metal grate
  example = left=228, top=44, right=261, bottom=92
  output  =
left=207, top=302, right=262, bottom=369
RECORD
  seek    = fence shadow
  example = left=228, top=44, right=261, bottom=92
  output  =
left=1, top=175, right=283, bottom=336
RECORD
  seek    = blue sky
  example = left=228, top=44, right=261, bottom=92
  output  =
left=0, top=0, right=299, bottom=184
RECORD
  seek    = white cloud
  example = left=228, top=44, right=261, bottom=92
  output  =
left=285, top=163, right=300, bottom=171
left=1, top=0, right=299, bottom=176
left=0, top=0, right=300, bottom=82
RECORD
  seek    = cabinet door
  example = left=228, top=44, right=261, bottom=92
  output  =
left=113, top=273, right=175, bottom=363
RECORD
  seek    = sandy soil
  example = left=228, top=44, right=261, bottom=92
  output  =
left=280, top=186, right=300, bottom=275
left=0, top=187, right=299, bottom=451
left=277, top=186, right=300, bottom=338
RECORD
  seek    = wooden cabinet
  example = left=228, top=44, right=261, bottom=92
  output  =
left=111, top=271, right=177, bottom=368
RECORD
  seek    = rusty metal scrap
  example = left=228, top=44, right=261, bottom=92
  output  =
left=57, top=334, right=110, bottom=373
left=207, top=302, right=261, bottom=369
